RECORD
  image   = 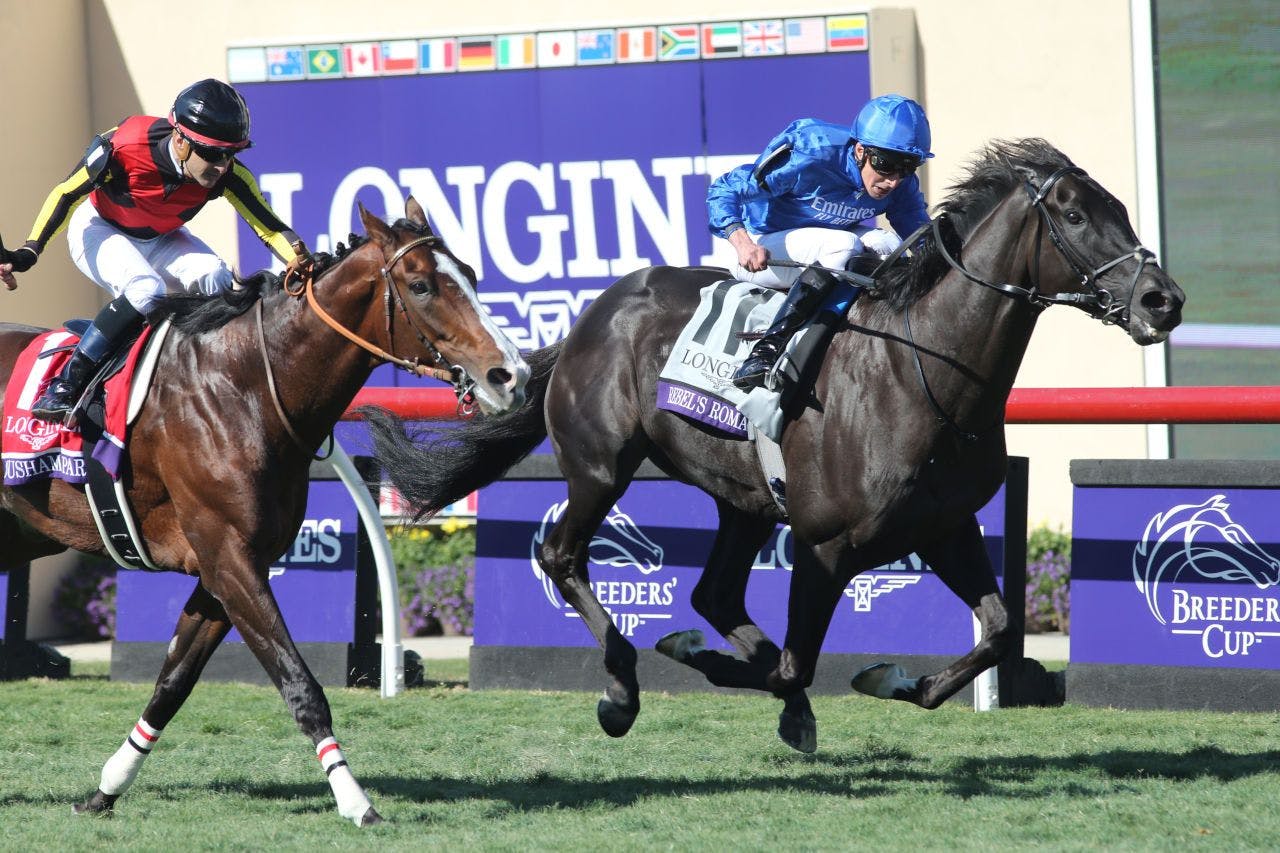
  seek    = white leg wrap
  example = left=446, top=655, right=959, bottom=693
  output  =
left=100, top=718, right=162, bottom=796
left=317, top=737, right=372, bottom=825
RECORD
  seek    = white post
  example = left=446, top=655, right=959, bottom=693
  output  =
left=972, top=613, right=999, bottom=711
left=328, top=440, right=404, bottom=698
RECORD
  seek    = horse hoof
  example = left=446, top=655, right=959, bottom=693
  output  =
left=72, top=790, right=116, bottom=816
left=358, top=806, right=384, bottom=827
left=850, top=662, right=919, bottom=701
left=655, top=629, right=705, bottom=663
left=778, top=710, right=817, bottom=754
left=596, top=694, right=639, bottom=738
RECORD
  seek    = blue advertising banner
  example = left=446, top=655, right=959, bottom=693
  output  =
left=475, top=472, right=1007, bottom=656
left=234, top=50, right=870, bottom=355
left=115, top=479, right=359, bottom=644
left=1072, top=486, right=1280, bottom=670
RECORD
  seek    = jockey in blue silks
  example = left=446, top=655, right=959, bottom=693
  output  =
left=707, top=94, right=934, bottom=390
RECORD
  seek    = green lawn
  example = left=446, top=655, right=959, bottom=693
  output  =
left=1, top=660, right=1277, bottom=850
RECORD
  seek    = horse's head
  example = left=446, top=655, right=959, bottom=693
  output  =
left=1015, top=157, right=1184, bottom=345
left=357, top=198, right=529, bottom=414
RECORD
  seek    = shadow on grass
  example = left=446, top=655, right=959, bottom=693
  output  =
left=10, top=744, right=1270, bottom=815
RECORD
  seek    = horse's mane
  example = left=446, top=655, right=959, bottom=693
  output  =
left=868, top=137, right=1075, bottom=313
left=152, top=221, right=435, bottom=333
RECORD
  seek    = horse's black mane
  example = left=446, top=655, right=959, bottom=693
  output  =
left=869, top=137, right=1074, bottom=312
left=150, top=218, right=437, bottom=334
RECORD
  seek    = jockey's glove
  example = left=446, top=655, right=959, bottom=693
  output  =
left=0, top=242, right=38, bottom=273
left=284, top=240, right=314, bottom=284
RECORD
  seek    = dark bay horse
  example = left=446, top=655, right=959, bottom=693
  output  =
left=0, top=198, right=528, bottom=825
left=367, top=139, right=1185, bottom=752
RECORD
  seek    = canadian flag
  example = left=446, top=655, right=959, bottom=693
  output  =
left=343, top=42, right=381, bottom=76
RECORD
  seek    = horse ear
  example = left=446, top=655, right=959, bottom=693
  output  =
left=405, top=196, right=433, bottom=234
left=359, top=202, right=395, bottom=247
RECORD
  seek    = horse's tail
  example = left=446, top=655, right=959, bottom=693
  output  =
left=361, top=341, right=562, bottom=519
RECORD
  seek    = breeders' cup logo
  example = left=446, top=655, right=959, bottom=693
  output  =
left=531, top=500, right=676, bottom=637
left=1133, top=495, right=1280, bottom=658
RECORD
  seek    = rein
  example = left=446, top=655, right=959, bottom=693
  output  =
left=900, top=165, right=1158, bottom=440
left=283, top=235, right=479, bottom=416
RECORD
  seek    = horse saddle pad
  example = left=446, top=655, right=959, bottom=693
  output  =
left=657, top=278, right=855, bottom=441
left=1, top=322, right=162, bottom=487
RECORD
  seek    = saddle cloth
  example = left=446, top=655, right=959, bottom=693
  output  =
left=2, top=326, right=153, bottom=486
left=657, top=278, right=857, bottom=441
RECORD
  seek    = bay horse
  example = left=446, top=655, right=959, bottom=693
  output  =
left=366, top=139, right=1185, bottom=752
left=0, top=197, right=528, bottom=825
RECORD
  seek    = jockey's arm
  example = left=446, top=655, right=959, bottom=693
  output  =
left=223, top=162, right=307, bottom=264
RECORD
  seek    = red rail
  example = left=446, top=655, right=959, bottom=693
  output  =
left=345, top=386, right=1280, bottom=424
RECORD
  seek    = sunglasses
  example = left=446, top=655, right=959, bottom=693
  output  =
left=192, top=143, right=236, bottom=165
left=864, top=147, right=921, bottom=178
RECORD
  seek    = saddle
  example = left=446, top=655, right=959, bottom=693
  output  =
left=657, top=277, right=860, bottom=516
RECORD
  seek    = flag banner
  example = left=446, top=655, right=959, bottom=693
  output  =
left=538, top=31, right=576, bottom=67
left=459, top=36, right=496, bottom=71
left=742, top=20, right=784, bottom=57
left=701, top=23, right=743, bottom=58
left=343, top=42, right=381, bottom=77
left=227, top=47, right=267, bottom=83
left=827, top=14, right=868, bottom=51
left=267, top=46, right=306, bottom=81
left=381, top=40, right=419, bottom=74
left=497, top=34, right=536, bottom=69
left=305, top=45, right=343, bottom=78
left=659, top=24, right=699, bottom=61
left=784, top=18, right=826, bottom=54
left=576, top=29, right=615, bottom=65
left=419, top=38, right=457, bottom=74
left=616, top=27, right=657, bottom=63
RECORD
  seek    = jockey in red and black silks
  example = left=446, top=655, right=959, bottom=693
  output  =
left=0, top=78, right=314, bottom=424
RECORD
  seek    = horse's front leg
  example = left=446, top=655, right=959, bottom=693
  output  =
left=656, top=502, right=817, bottom=753
left=538, top=483, right=641, bottom=738
left=764, top=537, right=853, bottom=709
left=75, top=581, right=232, bottom=816
left=851, top=515, right=1010, bottom=709
left=199, top=548, right=381, bottom=827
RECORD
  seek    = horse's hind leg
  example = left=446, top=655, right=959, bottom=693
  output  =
left=657, top=501, right=817, bottom=753
left=539, top=450, right=648, bottom=738
left=198, top=552, right=381, bottom=826
left=851, top=515, right=1011, bottom=709
left=75, top=581, right=232, bottom=816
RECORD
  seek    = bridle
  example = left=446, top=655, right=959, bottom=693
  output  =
left=891, top=165, right=1158, bottom=440
left=282, top=234, right=479, bottom=410
left=930, top=166, right=1155, bottom=326
left=259, top=233, right=481, bottom=455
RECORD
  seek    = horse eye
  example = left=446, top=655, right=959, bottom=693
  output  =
left=408, top=279, right=436, bottom=297
left=1064, top=209, right=1085, bottom=225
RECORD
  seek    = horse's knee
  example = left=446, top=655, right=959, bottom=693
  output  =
left=689, top=581, right=715, bottom=622
left=537, top=542, right=573, bottom=583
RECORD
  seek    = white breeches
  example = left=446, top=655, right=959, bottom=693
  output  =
left=727, top=225, right=902, bottom=289
left=67, top=199, right=234, bottom=314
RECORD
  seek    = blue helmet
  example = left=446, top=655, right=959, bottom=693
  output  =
left=852, top=94, right=934, bottom=160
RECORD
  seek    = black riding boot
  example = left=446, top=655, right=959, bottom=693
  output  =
left=732, top=267, right=838, bottom=391
left=31, top=296, right=146, bottom=423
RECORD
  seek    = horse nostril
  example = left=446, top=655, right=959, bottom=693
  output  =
left=488, top=367, right=512, bottom=389
left=1140, top=290, right=1172, bottom=313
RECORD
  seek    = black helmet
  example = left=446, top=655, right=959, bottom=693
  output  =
left=170, top=79, right=251, bottom=150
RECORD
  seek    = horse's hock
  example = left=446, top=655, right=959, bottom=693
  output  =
left=1068, top=459, right=1280, bottom=711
